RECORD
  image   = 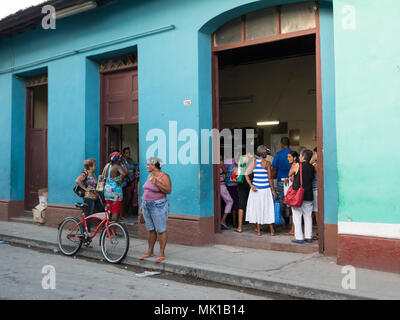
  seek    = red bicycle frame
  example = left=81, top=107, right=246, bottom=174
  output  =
left=67, top=203, right=118, bottom=243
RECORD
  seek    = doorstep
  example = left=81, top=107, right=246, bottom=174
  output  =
left=214, top=229, right=319, bottom=254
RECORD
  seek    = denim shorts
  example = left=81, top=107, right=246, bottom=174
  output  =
left=142, top=198, right=169, bottom=233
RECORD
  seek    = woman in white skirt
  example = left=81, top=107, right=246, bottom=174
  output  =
left=245, top=145, right=276, bottom=236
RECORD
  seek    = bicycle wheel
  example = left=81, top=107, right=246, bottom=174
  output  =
left=58, top=217, right=84, bottom=256
left=100, top=222, right=129, bottom=264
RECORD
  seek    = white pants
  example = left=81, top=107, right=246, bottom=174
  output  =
left=292, top=201, right=313, bottom=241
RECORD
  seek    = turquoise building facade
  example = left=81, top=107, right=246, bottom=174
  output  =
left=0, top=0, right=399, bottom=273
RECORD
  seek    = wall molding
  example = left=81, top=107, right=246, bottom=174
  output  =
left=338, top=221, right=400, bottom=240
left=0, top=25, right=175, bottom=75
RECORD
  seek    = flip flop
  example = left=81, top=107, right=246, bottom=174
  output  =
left=155, top=256, right=166, bottom=263
left=139, top=253, right=153, bottom=260
left=234, top=229, right=242, bottom=233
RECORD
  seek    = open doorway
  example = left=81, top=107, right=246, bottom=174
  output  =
left=25, top=78, right=48, bottom=211
left=100, top=56, right=139, bottom=226
left=214, top=34, right=321, bottom=252
left=104, top=123, right=140, bottom=222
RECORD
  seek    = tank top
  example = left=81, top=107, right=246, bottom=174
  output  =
left=142, top=173, right=167, bottom=201
left=252, top=158, right=270, bottom=189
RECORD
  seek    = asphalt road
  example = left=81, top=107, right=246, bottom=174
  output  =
left=0, top=243, right=271, bottom=300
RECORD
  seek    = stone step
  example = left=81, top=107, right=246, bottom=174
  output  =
left=214, top=230, right=319, bottom=254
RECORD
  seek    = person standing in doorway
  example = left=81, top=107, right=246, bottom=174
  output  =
left=283, top=151, right=299, bottom=236
left=233, top=150, right=253, bottom=233
left=271, top=137, right=292, bottom=229
left=104, top=152, right=126, bottom=222
left=139, top=157, right=171, bottom=263
left=121, top=147, right=135, bottom=220
left=220, top=155, right=233, bottom=230
left=245, top=145, right=276, bottom=236
left=224, top=156, right=239, bottom=227
left=291, top=149, right=315, bottom=244
left=311, top=147, right=318, bottom=240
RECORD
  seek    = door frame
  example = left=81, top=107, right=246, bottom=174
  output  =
left=212, top=7, right=325, bottom=253
left=24, top=81, right=48, bottom=211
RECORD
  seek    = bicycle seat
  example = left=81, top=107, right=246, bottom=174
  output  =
left=75, top=203, right=89, bottom=210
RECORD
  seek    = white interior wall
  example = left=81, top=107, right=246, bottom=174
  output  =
left=219, top=55, right=316, bottom=154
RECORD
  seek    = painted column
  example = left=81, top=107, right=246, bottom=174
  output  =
left=319, top=2, right=338, bottom=256
left=333, top=0, right=400, bottom=273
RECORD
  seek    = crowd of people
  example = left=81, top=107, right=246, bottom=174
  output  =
left=220, top=137, right=319, bottom=244
left=74, top=136, right=318, bottom=264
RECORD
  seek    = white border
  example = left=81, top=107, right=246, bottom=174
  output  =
left=338, top=221, right=400, bottom=240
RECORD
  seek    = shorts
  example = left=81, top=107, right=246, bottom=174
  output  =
left=142, top=198, right=169, bottom=233
left=237, top=182, right=250, bottom=211
left=312, top=190, right=318, bottom=212
left=105, top=200, right=122, bottom=215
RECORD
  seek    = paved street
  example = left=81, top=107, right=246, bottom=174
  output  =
left=0, top=244, right=270, bottom=300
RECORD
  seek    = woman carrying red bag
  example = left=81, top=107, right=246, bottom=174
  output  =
left=289, top=149, right=315, bottom=244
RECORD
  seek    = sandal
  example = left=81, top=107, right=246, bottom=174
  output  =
left=139, top=253, right=153, bottom=260
left=284, top=232, right=294, bottom=236
left=253, top=231, right=262, bottom=236
left=234, top=229, right=243, bottom=233
left=155, top=256, right=166, bottom=263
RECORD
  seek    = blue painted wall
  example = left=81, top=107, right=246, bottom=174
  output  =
left=319, top=2, right=338, bottom=225
left=0, top=0, right=336, bottom=222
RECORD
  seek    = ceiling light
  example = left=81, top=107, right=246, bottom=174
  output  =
left=257, top=121, right=280, bottom=126
left=56, top=1, right=98, bottom=19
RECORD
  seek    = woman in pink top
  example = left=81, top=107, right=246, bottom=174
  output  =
left=139, top=157, right=172, bottom=263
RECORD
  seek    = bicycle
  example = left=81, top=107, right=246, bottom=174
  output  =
left=57, top=197, right=130, bottom=264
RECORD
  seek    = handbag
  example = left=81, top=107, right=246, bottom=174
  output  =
left=96, top=164, right=109, bottom=192
left=73, top=171, right=88, bottom=198
left=284, top=163, right=304, bottom=207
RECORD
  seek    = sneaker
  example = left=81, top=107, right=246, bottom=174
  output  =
left=304, top=239, right=313, bottom=243
left=291, top=240, right=304, bottom=244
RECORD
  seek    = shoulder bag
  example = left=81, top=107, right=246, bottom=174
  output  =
left=283, top=163, right=304, bottom=207
left=73, top=170, right=88, bottom=198
left=96, top=163, right=109, bottom=192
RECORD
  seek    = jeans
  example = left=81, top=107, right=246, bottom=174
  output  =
left=292, top=201, right=313, bottom=241
left=276, top=180, right=287, bottom=212
left=142, top=198, right=169, bottom=233
left=83, top=198, right=105, bottom=233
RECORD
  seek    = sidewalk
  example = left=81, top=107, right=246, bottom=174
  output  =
left=0, top=221, right=399, bottom=300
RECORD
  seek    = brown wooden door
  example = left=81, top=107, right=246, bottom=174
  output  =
left=100, top=68, right=138, bottom=169
left=102, top=69, right=138, bottom=125
left=25, top=86, right=48, bottom=210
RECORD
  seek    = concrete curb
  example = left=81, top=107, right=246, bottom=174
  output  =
left=0, top=233, right=371, bottom=300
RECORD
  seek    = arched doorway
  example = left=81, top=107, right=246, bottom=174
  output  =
left=210, top=1, right=325, bottom=254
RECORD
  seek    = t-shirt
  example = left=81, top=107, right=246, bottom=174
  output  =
left=292, top=162, right=315, bottom=201
left=224, top=158, right=238, bottom=187
left=271, top=147, right=292, bottom=181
